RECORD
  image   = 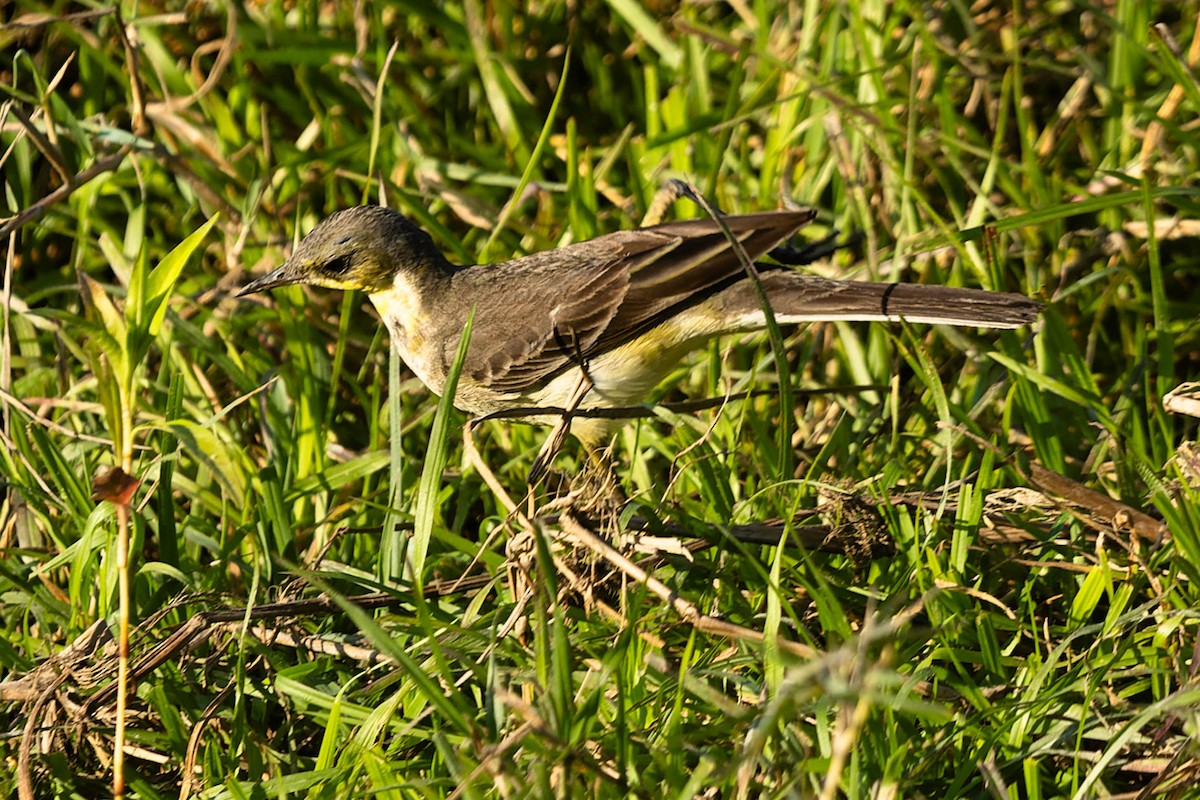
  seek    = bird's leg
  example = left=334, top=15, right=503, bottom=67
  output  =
left=528, top=371, right=593, bottom=485
left=529, top=326, right=601, bottom=485
left=553, top=327, right=599, bottom=389
left=527, top=326, right=627, bottom=516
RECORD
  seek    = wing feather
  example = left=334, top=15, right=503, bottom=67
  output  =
left=452, top=210, right=814, bottom=394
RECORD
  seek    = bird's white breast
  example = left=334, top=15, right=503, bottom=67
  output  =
left=368, top=272, right=447, bottom=395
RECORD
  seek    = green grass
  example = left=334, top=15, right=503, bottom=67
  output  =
left=3, top=1, right=1200, bottom=797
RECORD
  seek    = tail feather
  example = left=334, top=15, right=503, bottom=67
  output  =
left=722, top=273, right=1041, bottom=331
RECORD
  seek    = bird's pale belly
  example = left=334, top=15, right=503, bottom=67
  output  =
left=372, top=284, right=732, bottom=444
left=521, top=305, right=731, bottom=443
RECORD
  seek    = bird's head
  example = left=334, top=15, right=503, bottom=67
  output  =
left=239, top=205, right=448, bottom=296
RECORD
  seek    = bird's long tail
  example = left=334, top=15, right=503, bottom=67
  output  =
left=722, top=272, right=1041, bottom=330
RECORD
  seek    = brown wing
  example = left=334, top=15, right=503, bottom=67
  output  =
left=592, top=211, right=817, bottom=354
left=453, top=210, right=815, bottom=394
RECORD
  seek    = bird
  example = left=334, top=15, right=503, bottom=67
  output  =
left=239, top=204, right=1040, bottom=453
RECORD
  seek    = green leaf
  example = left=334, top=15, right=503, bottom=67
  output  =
left=408, top=310, right=473, bottom=585
left=147, top=419, right=247, bottom=505
left=482, top=46, right=571, bottom=259
left=286, top=449, right=390, bottom=502
left=64, top=314, right=127, bottom=380
left=144, top=214, right=219, bottom=337
left=79, top=273, right=127, bottom=358
left=1069, top=565, right=1110, bottom=628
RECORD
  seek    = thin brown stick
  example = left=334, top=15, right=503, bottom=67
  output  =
left=177, top=681, right=235, bottom=800
left=2, top=6, right=116, bottom=27
left=2, top=233, right=13, bottom=440
left=1143, top=24, right=1200, bottom=174
left=939, top=422, right=1168, bottom=544
left=15, top=621, right=112, bottom=800
left=19, top=677, right=63, bottom=800
left=6, top=103, right=71, bottom=184
left=0, top=145, right=133, bottom=239
left=463, top=421, right=519, bottom=516
left=113, top=8, right=147, bottom=137
left=80, top=580, right=492, bottom=712
left=558, top=513, right=816, bottom=658
left=0, top=386, right=119, bottom=446
left=446, top=720, right=537, bottom=800
left=113, top=499, right=131, bottom=798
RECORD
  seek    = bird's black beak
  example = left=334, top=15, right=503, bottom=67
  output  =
left=237, top=261, right=303, bottom=296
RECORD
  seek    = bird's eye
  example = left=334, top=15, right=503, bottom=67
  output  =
left=323, top=254, right=353, bottom=275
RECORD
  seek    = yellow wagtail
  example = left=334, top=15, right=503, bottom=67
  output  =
left=239, top=202, right=1039, bottom=453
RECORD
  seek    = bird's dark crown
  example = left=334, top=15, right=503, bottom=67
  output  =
left=239, top=205, right=450, bottom=296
